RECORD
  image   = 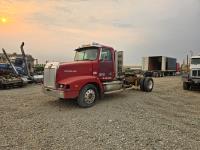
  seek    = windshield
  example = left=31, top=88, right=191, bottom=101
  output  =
left=191, top=58, right=200, bottom=65
left=74, top=48, right=98, bottom=61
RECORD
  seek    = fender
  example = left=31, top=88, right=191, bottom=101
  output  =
left=57, top=76, right=104, bottom=94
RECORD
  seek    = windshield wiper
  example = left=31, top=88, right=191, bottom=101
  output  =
left=75, top=59, right=93, bottom=61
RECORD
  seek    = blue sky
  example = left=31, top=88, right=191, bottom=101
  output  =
left=0, top=0, right=200, bottom=65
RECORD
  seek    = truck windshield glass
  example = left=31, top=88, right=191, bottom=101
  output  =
left=75, top=48, right=98, bottom=61
left=191, top=58, right=200, bottom=64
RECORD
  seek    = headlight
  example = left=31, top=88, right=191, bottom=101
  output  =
left=59, top=84, right=65, bottom=88
left=58, top=84, right=70, bottom=89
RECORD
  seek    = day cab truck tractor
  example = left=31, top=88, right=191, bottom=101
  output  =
left=43, top=43, right=154, bottom=107
left=182, top=55, right=200, bottom=90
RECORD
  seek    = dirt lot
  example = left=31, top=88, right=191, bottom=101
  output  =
left=0, top=77, right=200, bottom=150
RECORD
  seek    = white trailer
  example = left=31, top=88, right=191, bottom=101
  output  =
left=142, top=56, right=177, bottom=77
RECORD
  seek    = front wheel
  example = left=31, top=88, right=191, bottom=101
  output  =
left=77, top=84, right=98, bottom=108
left=183, top=82, right=190, bottom=90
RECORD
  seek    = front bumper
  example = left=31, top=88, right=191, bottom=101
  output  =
left=191, top=78, right=200, bottom=84
left=42, top=87, right=79, bottom=99
left=182, top=77, right=200, bottom=84
left=43, top=87, right=65, bottom=99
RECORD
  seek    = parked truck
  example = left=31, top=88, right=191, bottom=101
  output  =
left=43, top=43, right=154, bottom=107
left=182, top=55, right=200, bottom=90
left=142, top=56, right=177, bottom=77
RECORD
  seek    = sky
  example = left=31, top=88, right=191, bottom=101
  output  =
left=0, top=0, right=200, bottom=65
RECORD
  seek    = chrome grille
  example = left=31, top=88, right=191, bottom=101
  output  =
left=43, top=62, right=59, bottom=89
left=192, top=70, right=200, bottom=77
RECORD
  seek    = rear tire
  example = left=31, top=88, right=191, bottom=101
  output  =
left=143, top=77, right=154, bottom=92
left=140, top=78, right=145, bottom=91
left=183, top=82, right=190, bottom=90
left=77, top=84, right=98, bottom=108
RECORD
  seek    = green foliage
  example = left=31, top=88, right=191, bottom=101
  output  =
left=34, top=64, right=45, bottom=73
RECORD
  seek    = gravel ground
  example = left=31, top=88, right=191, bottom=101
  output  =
left=0, top=77, right=200, bottom=150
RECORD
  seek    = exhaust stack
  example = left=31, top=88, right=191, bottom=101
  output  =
left=20, top=42, right=31, bottom=78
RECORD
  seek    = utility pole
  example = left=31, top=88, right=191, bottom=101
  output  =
left=186, top=54, right=189, bottom=73
left=190, top=50, right=194, bottom=57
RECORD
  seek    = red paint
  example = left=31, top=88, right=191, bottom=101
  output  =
left=63, top=91, right=79, bottom=99
left=55, top=45, right=115, bottom=99
left=176, top=63, right=180, bottom=72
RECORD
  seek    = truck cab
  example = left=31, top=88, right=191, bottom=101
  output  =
left=43, top=43, right=154, bottom=107
left=182, top=55, right=200, bottom=90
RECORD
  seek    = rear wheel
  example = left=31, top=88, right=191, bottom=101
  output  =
left=143, top=77, right=154, bottom=92
left=183, top=82, right=190, bottom=90
left=77, top=84, right=98, bottom=108
left=140, top=78, right=145, bottom=91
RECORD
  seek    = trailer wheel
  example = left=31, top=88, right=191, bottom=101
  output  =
left=140, top=78, right=145, bottom=91
left=144, top=77, right=154, bottom=92
left=183, top=82, right=190, bottom=90
left=77, top=84, right=98, bottom=108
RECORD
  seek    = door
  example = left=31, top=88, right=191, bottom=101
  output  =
left=99, top=48, right=114, bottom=81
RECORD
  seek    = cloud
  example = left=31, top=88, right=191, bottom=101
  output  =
left=0, top=0, right=200, bottom=64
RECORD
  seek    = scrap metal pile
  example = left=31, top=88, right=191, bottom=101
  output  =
left=0, top=69, right=23, bottom=89
left=0, top=42, right=43, bottom=89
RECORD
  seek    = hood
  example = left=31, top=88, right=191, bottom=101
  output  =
left=56, top=61, right=94, bottom=82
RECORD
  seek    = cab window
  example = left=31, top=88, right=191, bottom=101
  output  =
left=100, top=48, right=112, bottom=61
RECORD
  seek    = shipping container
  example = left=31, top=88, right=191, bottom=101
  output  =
left=142, top=56, right=177, bottom=77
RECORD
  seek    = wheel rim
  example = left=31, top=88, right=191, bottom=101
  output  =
left=148, top=80, right=153, bottom=89
left=84, top=89, right=96, bottom=104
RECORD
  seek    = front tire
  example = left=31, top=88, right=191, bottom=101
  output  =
left=183, top=82, right=190, bottom=90
left=77, top=84, right=98, bottom=108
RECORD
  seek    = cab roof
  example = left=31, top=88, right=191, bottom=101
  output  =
left=75, top=42, right=113, bottom=51
left=191, top=55, right=200, bottom=59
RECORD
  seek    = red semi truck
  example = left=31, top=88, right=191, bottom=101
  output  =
left=43, top=43, right=154, bottom=107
